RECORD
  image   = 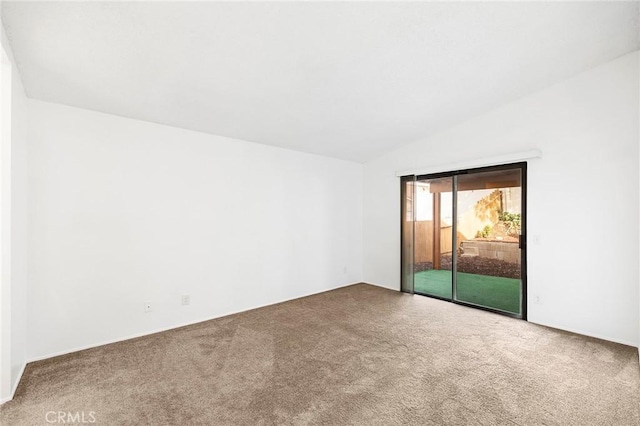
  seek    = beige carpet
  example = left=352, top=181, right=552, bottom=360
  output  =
left=1, top=284, right=639, bottom=425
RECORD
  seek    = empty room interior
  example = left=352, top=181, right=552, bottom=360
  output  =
left=1, top=1, right=639, bottom=425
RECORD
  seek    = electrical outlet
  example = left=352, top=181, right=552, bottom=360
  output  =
left=181, top=295, right=190, bottom=306
left=144, top=301, right=152, bottom=313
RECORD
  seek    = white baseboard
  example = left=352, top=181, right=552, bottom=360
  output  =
left=11, top=362, right=26, bottom=398
left=28, top=281, right=361, bottom=363
left=527, top=319, right=638, bottom=348
left=0, top=361, right=27, bottom=405
left=364, top=281, right=400, bottom=292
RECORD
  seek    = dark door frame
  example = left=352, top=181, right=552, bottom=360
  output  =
left=401, top=162, right=528, bottom=320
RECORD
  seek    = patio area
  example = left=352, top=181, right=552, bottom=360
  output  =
left=414, top=269, right=521, bottom=314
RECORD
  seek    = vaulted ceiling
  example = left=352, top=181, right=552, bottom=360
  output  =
left=2, top=1, right=638, bottom=162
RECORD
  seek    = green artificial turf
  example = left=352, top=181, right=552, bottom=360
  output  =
left=414, top=269, right=521, bottom=314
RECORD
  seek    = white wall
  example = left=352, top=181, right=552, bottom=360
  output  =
left=0, top=24, right=28, bottom=402
left=0, top=30, right=11, bottom=403
left=27, top=100, right=363, bottom=360
left=364, top=51, right=640, bottom=346
left=9, top=44, right=27, bottom=396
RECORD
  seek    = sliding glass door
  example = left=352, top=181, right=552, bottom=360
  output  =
left=401, top=163, right=526, bottom=318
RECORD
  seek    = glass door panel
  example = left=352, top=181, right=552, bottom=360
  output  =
left=400, top=176, right=415, bottom=293
left=454, top=169, right=523, bottom=314
left=413, top=177, right=454, bottom=300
